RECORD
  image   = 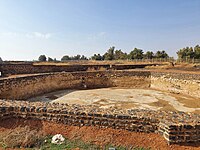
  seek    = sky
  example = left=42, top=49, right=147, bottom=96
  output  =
left=0, top=0, right=200, bottom=60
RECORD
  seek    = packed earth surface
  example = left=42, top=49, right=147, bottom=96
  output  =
left=29, top=88, right=200, bottom=113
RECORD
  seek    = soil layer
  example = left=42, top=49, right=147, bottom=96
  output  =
left=0, top=118, right=200, bottom=150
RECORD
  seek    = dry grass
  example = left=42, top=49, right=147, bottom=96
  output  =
left=0, top=126, right=44, bottom=148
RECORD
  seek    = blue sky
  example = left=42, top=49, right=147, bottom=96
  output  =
left=0, top=0, right=200, bottom=60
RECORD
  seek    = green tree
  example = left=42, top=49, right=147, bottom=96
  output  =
left=114, top=49, right=128, bottom=60
left=0, top=57, right=3, bottom=64
left=48, top=57, right=54, bottom=62
left=155, top=50, right=169, bottom=58
left=38, top=55, right=47, bottom=62
left=103, top=46, right=115, bottom=60
left=53, top=58, right=57, bottom=62
left=144, top=51, right=154, bottom=59
left=177, top=48, right=186, bottom=59
left=194, top=45, right=200, bottom=59
left=80, top=55, right=88, bottom=60
left=61, top=55, right=71, bottom=61
left=72, top=54, right=81, bottom=60
left=128, top=48, right=144, bottom=59
left=91, top=54, right=104, bottom=60
left=177, top=47, right=194, bottom=59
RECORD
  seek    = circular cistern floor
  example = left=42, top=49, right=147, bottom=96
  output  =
left=28, top=88, right=200, bottom=113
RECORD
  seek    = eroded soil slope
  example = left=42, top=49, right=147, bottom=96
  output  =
left=0, top=118, right=200, bottom=150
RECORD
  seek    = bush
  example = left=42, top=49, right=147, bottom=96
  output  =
left=0, top=126, right=44, bottom=148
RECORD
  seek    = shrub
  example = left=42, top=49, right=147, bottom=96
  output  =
left=0, top=126, right=44, bottom=148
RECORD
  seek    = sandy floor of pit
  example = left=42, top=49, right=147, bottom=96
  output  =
left=29, top=88, right=200, bottom=113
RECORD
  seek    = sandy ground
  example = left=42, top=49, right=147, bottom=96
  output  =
left=29, top=88, right=200, bottom=113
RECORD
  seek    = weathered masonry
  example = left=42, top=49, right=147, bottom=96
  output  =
left=0, top=100, right=200, bottom=144
left=0, top=70, right=200, bottom=99
left=0, top=63, right=159, bottom=76
left=0, top=68, right=200, bottom=144
left=0, top=70, right=151, bottom=100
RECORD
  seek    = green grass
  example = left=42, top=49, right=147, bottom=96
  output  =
left=39, top=136, right=151, bottom=150
left=39, top=136, right=100, bottom=150
left=1, top=135, right=151, bottom=150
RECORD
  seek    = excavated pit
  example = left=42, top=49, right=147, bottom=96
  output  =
left=0, top=68, right=200, bottom=145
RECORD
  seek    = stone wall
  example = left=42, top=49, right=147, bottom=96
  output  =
left=0, top=63, right=157, bottom=76
left=0, top=64, right=108, bottom=76
left=0, top=99, right=200, bottom=144
left=159, top=121, right=200, bottom=144
left=151, top=72, right=200, bottom=98
left=1, top=67, right=200, bottom=144
left=1, top=69, right=200, bottom=101
left=0, top=100, right=159, bottom=133
left=0, top=70, right=151, bottom=100
left=1, top=68, right=200, bottom=100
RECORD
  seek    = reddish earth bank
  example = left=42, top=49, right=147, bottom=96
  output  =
left=0, top=118, right=200, bottom=150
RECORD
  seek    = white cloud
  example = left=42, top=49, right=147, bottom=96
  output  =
left=26, top=32, right=52, bottom=39
left=0, top=31, right=52, bottom=39
left=0, top=32, right=18, bottom=38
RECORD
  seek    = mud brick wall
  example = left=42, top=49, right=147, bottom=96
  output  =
left=1, top=100, right=200, bottom=144
left=0, top=70, right=151, bottom=100
left=151, top=72, right=200, bottom=98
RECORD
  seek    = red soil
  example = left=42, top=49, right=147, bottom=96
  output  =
left=0, top=118, right=200, bottom=150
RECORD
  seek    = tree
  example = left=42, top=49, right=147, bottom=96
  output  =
left=91, top=54, right=104, bottom=60
left=128, top=48, right=144, bottom=59
left=0, top=57, right=3, bottom=64
left=80, top=55, right=88, bottom=60
left=61, top=55, right=71, bottom=61
left=144, top=51, right=154, bottom=59
left=194, top=45, right=200, bottom=59
left=48, top=57, right=54, bottom=62
left=53, top=58, right=57, bottom=62
left=103, top=46, right=115, bottom=60
left=177, top=47, right=194, bottom=59
left=114, top=50, right=128, bottom=60
left=155, top=50, right=169, bottom=58
left=72, top=54, right=81, bottom=60
left=177, top=48, right=186, bottom=59
left=38, top=55, right=47, bottom=62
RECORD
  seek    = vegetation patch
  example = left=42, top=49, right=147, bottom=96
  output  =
left=0, top=126, right=44, bottom=149
left=0, top=127, right=151, bottom=150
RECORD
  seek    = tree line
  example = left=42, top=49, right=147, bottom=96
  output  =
left=38, top=46, right=170, bottom=62
left=177, top=45, right=200, bottom=59
left=90, top=46, right=169, bottom=61
left=1, top=45, right=200, bottom=62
